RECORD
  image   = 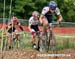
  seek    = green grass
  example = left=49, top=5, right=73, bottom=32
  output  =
left=56, top=36, right=75, bottom=50
left=0, top=31, right=75, bottom=50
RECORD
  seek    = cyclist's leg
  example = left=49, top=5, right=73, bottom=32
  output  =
left=6, top=32, right=12, bottom=49
left=49, top=23, right=53, bottom=34
left=14, top=30, right=19, bottom=40
left=31, top=30, right=38, bottom=48
left=39, top=17, right=49, bottom=52
left=42, top=17, right=48, bottom=33
left=31, top=31, right=36, bottom=43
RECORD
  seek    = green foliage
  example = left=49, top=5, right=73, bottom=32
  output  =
left=0, top=0, right=75, bottom=22
left=58, top=0, right=75, bottom=22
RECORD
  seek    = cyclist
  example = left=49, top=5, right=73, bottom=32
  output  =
left=39, top=1, right=62, bottom=32
left=11, top=16, right=24, bottom=31
left=39, top=1, right=63, bottom=50
left=6, top=16, right=24, bottom=49
left=28, top=11, right=40, bottom=49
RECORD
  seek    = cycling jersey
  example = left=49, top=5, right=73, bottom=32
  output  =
left=41, top=6, right=61, bottom=23
left=8, top=27, right=16, bottom=33
left=29, top=16, right=38, bottom=25
left=29, top=16, right=39, bottom=32
left=7, top=23, right=16, bottom=33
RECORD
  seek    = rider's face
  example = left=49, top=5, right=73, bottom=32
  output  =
left=49, top=9, right=55, bottom=13
left=33, top=15, right=39, bottom=20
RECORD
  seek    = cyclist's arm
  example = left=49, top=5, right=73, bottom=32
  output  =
left=18, top=22, right=24, bottom=31
left=28, top=17, right=32, bottom=32
left=6, top=22, right=12, bottom=32
left=57, top=14, right=62, bottom=22
left=28, top=24, right=32, bottom=32
left=19, top=25, right=24, bottom=31
left=39, top=7, right=49, bottom=24
left=39, top=15, right=44, bottom=24
left=55, top=8, right=63, bottom=23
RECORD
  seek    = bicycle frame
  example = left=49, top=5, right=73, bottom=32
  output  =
left=39, top=23, right=58, bottom=52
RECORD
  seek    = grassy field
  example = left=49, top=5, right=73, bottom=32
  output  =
left=0, top=31, right=75, bottom=50
left=0, top=31, right=75, bottom=59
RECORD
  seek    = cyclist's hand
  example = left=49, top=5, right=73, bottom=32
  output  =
left=39, top=20, right=43, bottom=25
left=56, top=21, right=61, bottom=25
left=39, top=20, right=43, bottom=24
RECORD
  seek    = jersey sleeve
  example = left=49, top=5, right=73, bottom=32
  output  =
left=55, top=8, right=61, bottom=15
left=41, top=7, right=49, bottom=15
left=29, top=17, right=33, bottom=25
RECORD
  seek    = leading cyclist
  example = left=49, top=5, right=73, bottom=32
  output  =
left=39, top=1, right=63, bottom=50
left=39, top=1, right=62, bottom=33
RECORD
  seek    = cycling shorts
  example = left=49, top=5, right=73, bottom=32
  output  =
left=8, top=27, right=16, bottom=33
left=30, top=25, right=39, bottom=36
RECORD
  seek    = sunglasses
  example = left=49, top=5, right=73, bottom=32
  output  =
left=51, top=8, right=55, bottom=10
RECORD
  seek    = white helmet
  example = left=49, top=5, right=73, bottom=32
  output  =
left=32, top=11, right=39, bottom=16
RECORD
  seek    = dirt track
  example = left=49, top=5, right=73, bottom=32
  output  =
left=0, top=49, right=75, bottom=59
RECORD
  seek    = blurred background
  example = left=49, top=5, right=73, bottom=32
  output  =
left=0, top=1, right=75, bottom=59
left=0, top=0, right=75, bottom=22
left=0, top=0, right=75, bottom=50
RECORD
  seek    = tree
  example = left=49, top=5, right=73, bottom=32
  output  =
left=0, top=0, right=75, bottom=22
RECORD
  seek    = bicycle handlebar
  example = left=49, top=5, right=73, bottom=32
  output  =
left=51, top=21, right=61, bottom=25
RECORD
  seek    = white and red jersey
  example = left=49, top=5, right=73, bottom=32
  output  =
left=29, top=16, right=39, bottom=33
left=29, top=16, right=39, bottom=26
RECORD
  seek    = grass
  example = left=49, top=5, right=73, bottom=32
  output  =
left=0, top=31, right=75, bottom=50
left=56, top=36, right=75, bottom=50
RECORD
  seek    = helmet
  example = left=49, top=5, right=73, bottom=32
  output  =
left=32, top=11, right=39, bottom=16
left=49, top=1, right=57, bottom=10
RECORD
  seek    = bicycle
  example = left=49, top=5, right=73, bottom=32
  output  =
left=11, top=31, right=25, bottom=49
left=38, top=23, right=59, bottom=53
left=31, top=31, right=40, bottom=50
left=0, top=31, right=25, bottom=50
left=47, top=23, right=57, bottom=53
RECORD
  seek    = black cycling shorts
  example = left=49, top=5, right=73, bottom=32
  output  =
left=31, top=25, right=39, bottom=32
left=8, top=27, right=16, bottom=33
